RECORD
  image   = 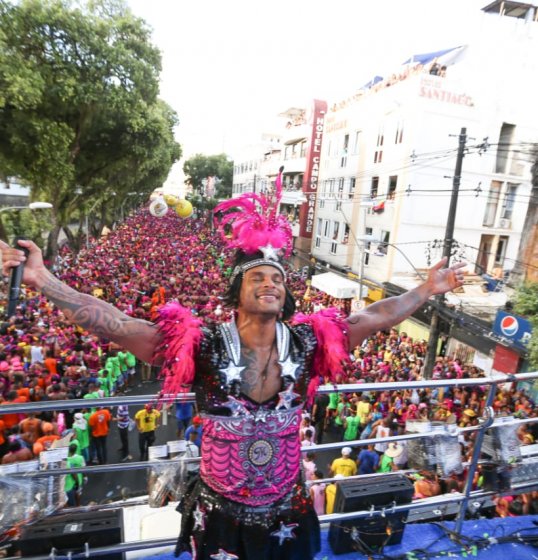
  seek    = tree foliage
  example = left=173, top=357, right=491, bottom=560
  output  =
left=0, top=0, right=181, bottom=257
left=513, top=281, right=538, bottom=369
left=183, top=153, right=232, bottom=199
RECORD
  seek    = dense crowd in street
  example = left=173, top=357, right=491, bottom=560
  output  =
left=0, top=207, right=537, bottom=517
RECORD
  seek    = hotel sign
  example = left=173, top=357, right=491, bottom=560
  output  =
left=419, top=76, right=474, bottom=107
left=299, top=99, right=327, bottom=238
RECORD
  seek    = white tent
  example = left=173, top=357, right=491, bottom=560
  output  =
left=310, top=272, right=360, bottom=299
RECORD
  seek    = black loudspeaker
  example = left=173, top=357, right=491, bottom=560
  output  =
left=329, top=474, right=413, bottom=555
left=16, top=509, right=124, bottom=559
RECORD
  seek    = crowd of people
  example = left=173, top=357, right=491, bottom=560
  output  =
left=298, top=326, right=538, bottom=518
left=0, top=207, right=536, bottom=522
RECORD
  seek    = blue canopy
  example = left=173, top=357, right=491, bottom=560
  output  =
left=402, top=46, right=462, bottom=65
left=360, top=75, right=384, bottom=90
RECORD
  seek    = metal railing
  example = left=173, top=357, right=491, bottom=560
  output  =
left=1, top=371, right=537, bottom=558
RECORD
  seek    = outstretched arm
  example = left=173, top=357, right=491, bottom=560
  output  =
left=346, top=257, right=466, bottom=350
left=1, top=239, right=160, bottom=363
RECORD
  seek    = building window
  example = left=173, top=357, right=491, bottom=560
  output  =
left=348, top=177, right=356, bottom=199
left=300, top=140, right=306, bottom=158
left=323, top=220, right=330, bottom=238
left=501, top=183, right=518, bottom=220
left=377, top=230, right=390, bottom=255
left=329, top=179, right=335, bottom=197
left=316, top=218, right=322, bottom=236
left=338, top=178, right=344, bottom=197
left=483, top=181, right=501, bottom=227
left=341, top=134, right=349, bottom=168
left=333, top=221, right=340, bottom=241
left=315, top=236, right=321, bottom=248
left=495, top=236, right=509, bottom=265
left=374, top=126, right=384, bottom=163
left=395, top=120, right=404, bottom=144
left=364, top=227, right=373, bottom=265
left=371, top=176, right=379, bottom=198
left=343, top=224, right=350, bottom=244
left=388, top=176, right=397, bottom=199
left=319, top=198, right=325, bottom=209
left=291, top=143, right=298, bottom=158
left=330, top=241, right=338, bottom=255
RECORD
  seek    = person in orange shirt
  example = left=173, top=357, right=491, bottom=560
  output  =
left=88, top=407, right=112, bottom=464
left=43, top=350, right=58, bottom=376
left=20, top=413, right=42, bottom=446
left=33, top=422, right=60, bottom=455
left=0, top=390, right=28, bottom=429
left=14, top=380, right=31, bottom=401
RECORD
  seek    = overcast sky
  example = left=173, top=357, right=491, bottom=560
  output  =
left=127, top=0, right=487, bottom=159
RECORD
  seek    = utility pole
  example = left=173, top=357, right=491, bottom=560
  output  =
left=423, top=127, right=467, bottom=378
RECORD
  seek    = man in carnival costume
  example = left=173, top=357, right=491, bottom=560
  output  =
left=0, top=169, right=466, bottom=559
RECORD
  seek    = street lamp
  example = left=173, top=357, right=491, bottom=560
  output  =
left=0, top=201, right=53, bottom=242
left=0, top=201, right=53, bottom=214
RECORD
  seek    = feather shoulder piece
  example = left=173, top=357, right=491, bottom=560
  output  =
left=154, top=302, right=204, bottom=402
left=291, top=308, right=349, bottom=402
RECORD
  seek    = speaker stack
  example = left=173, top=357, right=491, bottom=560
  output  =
left=328, top=473, right=414, bottom=554
left=15, top=509, right=124, bottom=559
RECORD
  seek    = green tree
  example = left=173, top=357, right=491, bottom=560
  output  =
left=0, top=0, right=180, bottom=258
left=513, top=281, right=538, bottom=369
left=183, top=153, right=232, bottom=199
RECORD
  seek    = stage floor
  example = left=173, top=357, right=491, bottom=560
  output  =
left=155, top=515, right=538, bottom=559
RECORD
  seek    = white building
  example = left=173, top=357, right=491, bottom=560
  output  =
left=313, top=2, right=538, bottom=302
left=231, top=134, right=282, bottom=197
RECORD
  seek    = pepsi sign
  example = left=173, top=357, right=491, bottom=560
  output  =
left=493, top=310, right=532, bottom=348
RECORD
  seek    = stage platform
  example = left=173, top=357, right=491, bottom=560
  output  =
left=153, top=515, right=538, bottom=559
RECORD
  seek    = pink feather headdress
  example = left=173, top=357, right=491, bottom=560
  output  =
left=213, top=166, right=293, bottom=259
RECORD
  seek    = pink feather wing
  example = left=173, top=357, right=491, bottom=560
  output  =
left=154, top=302, right=204, bottom=403
left=291, top=308, right=349, bottom=402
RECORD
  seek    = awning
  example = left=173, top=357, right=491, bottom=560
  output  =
left=401, top=45, right=466, bottom=66
left=311, top=272, right=360, bottom=299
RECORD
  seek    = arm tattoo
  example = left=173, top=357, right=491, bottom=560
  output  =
left=42, top=274, right=154, bottom=342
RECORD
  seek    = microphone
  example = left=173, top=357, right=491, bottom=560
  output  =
left=7, top=238, right=30, bottom=318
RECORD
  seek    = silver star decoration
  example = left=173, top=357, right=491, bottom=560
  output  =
left=254, top=409, right=269, bottom=423
left=271, top=521, right=298, bottom=546
left=278, top=355, right=299, bottom=381
left=210, top=550, right=239, bottom=560
left=219, top=361, right=245, bottom=386
left=275, top=384, right=300, bottom=410
left=192, top=503, right=205, bottom=532
left=222, top=396, right=250, bottom=417
left=260, top=243, right=279, bottom=261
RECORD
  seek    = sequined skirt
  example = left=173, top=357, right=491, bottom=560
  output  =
left=175, top=476, right=321, bottom=560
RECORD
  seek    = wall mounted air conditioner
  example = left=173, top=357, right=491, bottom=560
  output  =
left=498, top=218, right=511, bottom=229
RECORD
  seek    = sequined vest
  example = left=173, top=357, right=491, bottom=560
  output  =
left=192, top=320, right=317, bottom=507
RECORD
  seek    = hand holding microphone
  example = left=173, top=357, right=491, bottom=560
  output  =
left=0, top=238, right=47, bottom=318
left=6, top=238, right=30, bottom=318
